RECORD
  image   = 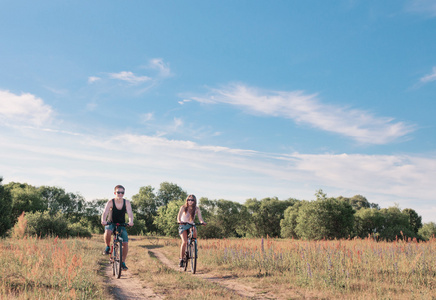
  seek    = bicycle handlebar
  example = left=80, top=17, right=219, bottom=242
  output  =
left=106, top=222, right=130, bottom=227
left=177, top=222, right=206, bottom=226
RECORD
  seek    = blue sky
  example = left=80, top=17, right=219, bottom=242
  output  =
left=1, top=0, right=436, bottom=223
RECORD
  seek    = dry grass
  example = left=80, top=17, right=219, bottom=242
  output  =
left=152, top=236, right=436, bottom=299
left=2, top=233, right=434, bottom=299
left=0, top=235, right=110, bottom=299
left=127, top=237, right=245, bottom=299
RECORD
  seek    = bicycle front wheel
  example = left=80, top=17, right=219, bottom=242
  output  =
left=114, top=242, right=123, bottom=278
left=111, top=245, right=115, bottom=276
left=189, top=240, right=197, bottom=274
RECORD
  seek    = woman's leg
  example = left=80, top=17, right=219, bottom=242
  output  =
left=180, top=230, right=188, bottom=259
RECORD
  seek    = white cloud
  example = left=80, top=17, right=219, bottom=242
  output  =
left=188, top=84, right=415, bottom=145
left=88, top=76, right=101, bottom=83
left=178, top=99, right=192, bottom=105
left=173, top=117, right=183, bottom=129
left=1, top=126, right=436, bottom=223
left=0, top=90, right=54, bottom=127
left=149, top=58, right=172, bottom=78
left=406, top=0, right=436, bottom=17
left=420, top=67, right=436, bottom=83
left=109, top=71, right=151, bottom=84
left=141, top=112, right=154, bottom=122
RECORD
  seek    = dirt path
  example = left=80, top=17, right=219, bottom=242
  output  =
left=104, top=263, right=162, bottom=299
left=148, top=248, right=276, bottom=299
left=103, top=247, right=278, bottom=299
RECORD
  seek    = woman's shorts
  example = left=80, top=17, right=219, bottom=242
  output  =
left=105, top=224, right=129, bottom=242
left=179, top=223, right=193, bottom=235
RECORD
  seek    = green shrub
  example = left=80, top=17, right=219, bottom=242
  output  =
left=11, top=210, right=92, bottom=238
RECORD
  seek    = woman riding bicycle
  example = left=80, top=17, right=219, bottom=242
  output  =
left=177, top=194, right=206, bottom=267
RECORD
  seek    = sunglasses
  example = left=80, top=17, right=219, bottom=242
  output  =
left=187, top=199, right=195, bottom=202
left=116, top=191, right=125, bottom=194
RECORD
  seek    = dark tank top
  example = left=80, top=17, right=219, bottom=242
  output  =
left=112, top=199, right=126, bottom=223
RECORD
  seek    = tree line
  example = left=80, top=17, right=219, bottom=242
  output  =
left=1, top=178, right=436, bottom=241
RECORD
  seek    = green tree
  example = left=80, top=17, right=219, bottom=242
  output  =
left=377, top=206, right=417, bottom=241
left=354, top=207, right=384, bottom=238
left=280, top=200, right=305, bottom=239
left=0, top=177, right=13, bottom=236
left=156, top=182, right=187, bottom=207
left=197, top=198, right=250, bottom=238
left=154, top=199, right=184, bottom=237
left=80, top=198, right=108, bottom=234
left=131, top=185, right=158, bottom=232
left=418, top=222, right=436, bottom=240
left=338, top=195, right=371, bottom=211
left=402, top=208, right=422, bottom=234
left=39, top=186, right=85, bottom=222
left=296, top=197, right=355, bottom=240
left=5, top=182, right=47, bottom=221
left=244, top=197, right=295, bottom=238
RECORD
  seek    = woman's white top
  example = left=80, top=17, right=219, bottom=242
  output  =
left=180, top=207, right=196, bottom=223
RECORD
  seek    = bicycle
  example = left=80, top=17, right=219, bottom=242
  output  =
left=107, top=222, right=129, bottom=278
left=179, top=222, right=205, bottom=274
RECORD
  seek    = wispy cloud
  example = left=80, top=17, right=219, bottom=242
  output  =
left=0, top=90, right=54, bottom=127
left=405, top=0, right=436, bottom=17
left=109, top=71, right=151, bottom=84
left=187, top=84, right=415, bottom=145
left=2, top=126, right=435, bottom=221
left=87, top=58, right=172, bottom=99
left=148, top=58, right=172, bottom=78
left=88, top=76, right=101, bottom=84
left=420, top=66, right=436, bottom=83
left=140, top=112, right=154, bottom=123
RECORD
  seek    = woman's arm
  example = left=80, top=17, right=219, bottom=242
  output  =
left=196, top=206, right=206, bottom=224
left=177, top=205, right=184, bottom=223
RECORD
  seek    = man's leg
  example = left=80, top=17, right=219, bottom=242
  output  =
left=104, top=229, right=112, bottom=246
left=103, top=229, right=112, bottom=254
left=122, top=242, right=128, bottom=262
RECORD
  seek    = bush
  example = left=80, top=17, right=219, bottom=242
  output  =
left=11, top=210, right=92, bottom=238
left=418, top=222, right=436, bottom=240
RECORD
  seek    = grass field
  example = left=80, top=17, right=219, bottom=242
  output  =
left=0, top=235, right=109, bottom=299
left=1, top=234, right=435, bottom=299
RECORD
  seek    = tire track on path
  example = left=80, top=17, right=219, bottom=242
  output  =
left=104, top=262, right=162, bottom=299
left=148, top=248, right=276, bottom=299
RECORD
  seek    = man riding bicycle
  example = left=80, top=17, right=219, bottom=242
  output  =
left=101, top=185, right=134, bottom=270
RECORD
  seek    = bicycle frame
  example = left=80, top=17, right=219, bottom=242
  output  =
left=180, top=222, right=203, bottom=274
left=107, top=222, right=128, bottom=278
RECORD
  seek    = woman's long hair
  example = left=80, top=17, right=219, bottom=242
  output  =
left=183, top=194, right=197, bottom=222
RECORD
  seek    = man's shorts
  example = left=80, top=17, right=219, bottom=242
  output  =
left=179, top=223, right=193, bottom=235
left=105, top=224, right=129, bottom=242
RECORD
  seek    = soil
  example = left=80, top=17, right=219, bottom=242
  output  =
left=104, top=248, right=292, bottom=299
left=104, top=262, right=162, bottom=299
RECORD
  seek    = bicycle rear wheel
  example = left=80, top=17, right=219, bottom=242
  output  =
left=189, top=240, right=197, bottom=274
left=114, top=241, right=123, bottom=278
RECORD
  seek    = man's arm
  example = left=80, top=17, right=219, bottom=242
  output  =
left=101, top=200, right=112, bottom=225
left=126, top=200, right=134, bottom=226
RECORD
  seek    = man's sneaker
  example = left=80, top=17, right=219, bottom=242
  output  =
left=121, top=262, right=128, bottom=270
left=179, top=259, right=184, bottom=267
left=103, top=246, right=110, bottom=255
